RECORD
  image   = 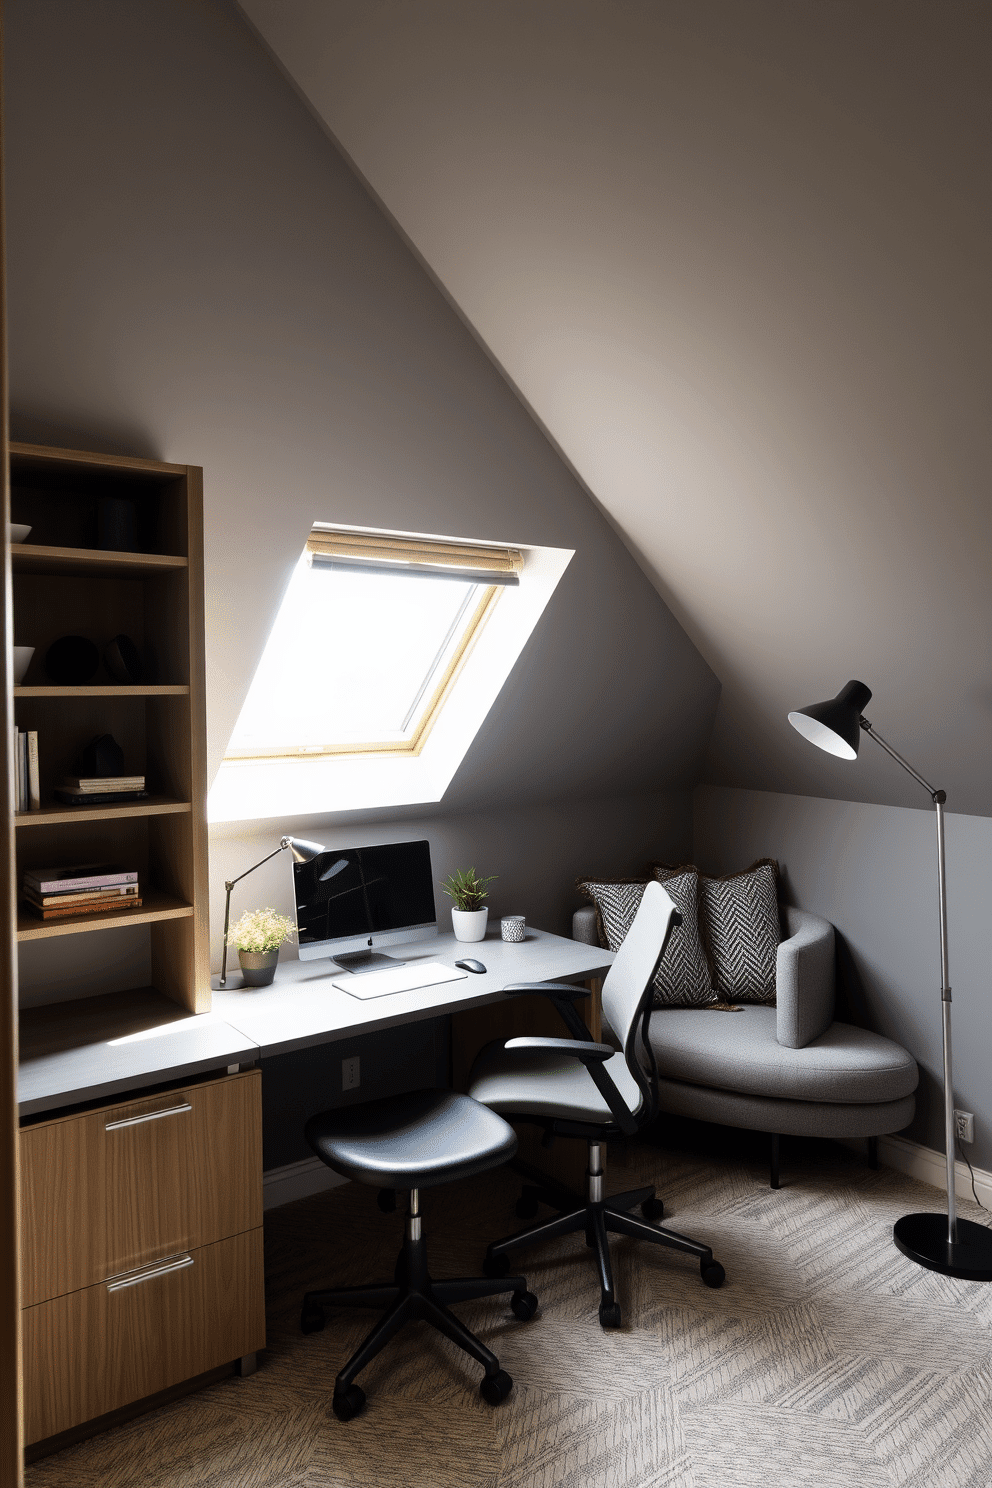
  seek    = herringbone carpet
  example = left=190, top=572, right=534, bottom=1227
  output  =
left=26, top=1129, right=992, bottom=1488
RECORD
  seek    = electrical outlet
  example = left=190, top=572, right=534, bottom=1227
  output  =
left=342, top=1056, right=361, bottom=1091
left=954, top=1109, right=974, bottom=1143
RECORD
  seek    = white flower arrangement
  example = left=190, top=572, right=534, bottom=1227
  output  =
left=229, top=907, right=297, bottom=953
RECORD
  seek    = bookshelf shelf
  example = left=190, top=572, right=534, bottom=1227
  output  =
left=14, top=796, right=192, bottom=828
left=16, top=890, right=194, bottom=941
left=11, top=545, right=187, bottom=579
left=14, top=685, right=190, bottom=698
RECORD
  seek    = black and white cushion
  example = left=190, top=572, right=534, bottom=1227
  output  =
left=577, top=873, right=715, bottom=1008
left=696, top=859, right=780, bottom=1005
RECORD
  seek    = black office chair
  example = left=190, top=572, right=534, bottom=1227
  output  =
left=299, top=1087, right=538, bottom=1420
left=468, top=879, right=726, bottom=1327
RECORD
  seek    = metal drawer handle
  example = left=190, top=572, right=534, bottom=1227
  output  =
left=105, top=1101, right=192, bottom=1131
left=106, top=1253, right=194, bottom=1292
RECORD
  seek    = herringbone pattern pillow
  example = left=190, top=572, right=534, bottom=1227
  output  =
left=577, top=873, right=716, bottom=1008
left=698, top=860, right=780, bottom=1004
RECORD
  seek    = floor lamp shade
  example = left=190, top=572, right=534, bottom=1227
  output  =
left=787, top=680, right=872, bottom=760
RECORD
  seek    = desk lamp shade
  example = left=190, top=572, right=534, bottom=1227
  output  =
left=787, top=680, right=872, bottom=760
left=282, top=836, right=325, bottom=864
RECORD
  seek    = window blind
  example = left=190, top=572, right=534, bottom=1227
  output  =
left=306, top=529, right=523, bottom=586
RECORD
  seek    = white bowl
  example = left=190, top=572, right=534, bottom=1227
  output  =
left=13, top=646, right=34, bottom=684
left=9, top=524, right=31, bottom=544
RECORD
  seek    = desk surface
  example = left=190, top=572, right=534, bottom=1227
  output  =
left=213, top=925, right=612, bottom=1059
left=18, top=927, right=612, bottom=1117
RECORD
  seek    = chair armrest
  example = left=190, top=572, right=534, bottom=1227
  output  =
left=501, top=981, right=590, bottom=1001
left=777, top=906, right=836, bottom=1049
left=572, top=905, right=600, bottom=945
left=503, top=1036, right=614, bottom=1063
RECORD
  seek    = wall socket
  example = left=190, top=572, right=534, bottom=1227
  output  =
left=954, top=1109, right=974, bottom=1143
left=342, top=1056, right=361, bottom=1091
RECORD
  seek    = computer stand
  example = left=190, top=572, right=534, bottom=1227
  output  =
left=331, top=949, right=407, bottom=975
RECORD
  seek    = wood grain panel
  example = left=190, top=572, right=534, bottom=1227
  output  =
left=22, top=1227, right=265, bottom=1444
left=20, top=1071, right=260, bottom=1306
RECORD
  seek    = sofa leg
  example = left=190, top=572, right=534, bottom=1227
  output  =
left=867, top=1136, right=879, bottom=1170
left=770, top=1134, right=780, bottom=1189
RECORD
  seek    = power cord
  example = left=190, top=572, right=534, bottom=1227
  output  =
left=955, top=1136, right=992, bottom=1225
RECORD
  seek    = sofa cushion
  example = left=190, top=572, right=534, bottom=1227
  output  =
left=654, top=859, right=780, bottom=1005
left=577, top=873, right=715, bottom=1008
left=648, top=1004, right=919, bottom=1105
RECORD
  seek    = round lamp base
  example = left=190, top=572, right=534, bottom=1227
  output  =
left=893, top=1213, right=992, bottom=1281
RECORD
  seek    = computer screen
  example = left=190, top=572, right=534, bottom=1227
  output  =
left=293, top=839, right=437, bottom=970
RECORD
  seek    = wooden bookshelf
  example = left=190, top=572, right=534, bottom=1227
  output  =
left=9, top=441, right=209, bottom=1014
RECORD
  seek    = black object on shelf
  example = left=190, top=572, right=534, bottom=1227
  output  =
left=53, top=789, right=150, bottom=807
left=45, top=635, right=99, bottom=685
left=77, top=733, right=126, bottom=778
left=98, top=496, right=138, bottom=552
left=103, top=634, right=144, bottom=684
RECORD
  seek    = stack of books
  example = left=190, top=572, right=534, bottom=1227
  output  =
left=13, top=728, right=40, bottom=812
left=22, top=863, right=142, bottom=921
left=54, top=775, right=148, bottom=807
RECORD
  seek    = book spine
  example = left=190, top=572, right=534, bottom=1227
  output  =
left=24, top=898, right=144, bottom=921
left=24, top=885, right=140, bottom=907
left=25, top=870, right=140, bottom=893
left=27, top=731, right=40, bottom=811
left=15, top=728, right=25, bottom=812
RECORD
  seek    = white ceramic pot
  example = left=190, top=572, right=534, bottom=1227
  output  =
left=8, top=524, right=31, bottom=544
left=13, top=646, right=34, bottom=684
left=451, top=907, right=488, bottom=943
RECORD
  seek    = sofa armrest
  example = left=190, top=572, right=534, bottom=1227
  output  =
left=573, top=904, right=600, bottom=946
left=777, top=905, right=836, bottom=1049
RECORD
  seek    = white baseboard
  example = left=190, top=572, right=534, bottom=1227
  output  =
left=262, top=1156, right=349, bottom=1210
left=861, top=1133, right=992, bottom=1210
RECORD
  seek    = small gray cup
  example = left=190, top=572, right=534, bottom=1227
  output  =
left=501, top=915, right=525, bottom=943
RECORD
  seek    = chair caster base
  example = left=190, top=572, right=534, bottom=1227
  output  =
left=511, top=1289, right=538, bottom=1321
left=332, top=1384, right=366, bottom=1421
left=701, top=1259, right=726, bottom=1288
left=641, top=1196, right=664, bottom=1221
left=480, top=1369, right=513, bottom=1404
left=483, top=1250, right=511, bottom=1278
left=599, top=1299, right=622, bottom=1328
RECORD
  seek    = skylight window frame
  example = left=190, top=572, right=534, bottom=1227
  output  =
left=222, top=528, right=523, bottom=764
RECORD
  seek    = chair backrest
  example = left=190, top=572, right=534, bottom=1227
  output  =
left=600, top=880, right=679, bottom=1123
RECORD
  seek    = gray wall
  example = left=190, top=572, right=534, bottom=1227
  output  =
left=694, top=784, right=992, bottom=1171
left=4, top=2, right=717, bottom=1020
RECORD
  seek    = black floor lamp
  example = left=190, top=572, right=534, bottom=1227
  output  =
left=218, top=835, right=326, bottom=988
left=789, top=680, right=992, bottom=1281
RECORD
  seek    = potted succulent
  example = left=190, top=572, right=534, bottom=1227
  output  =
left=440, top=867, right=497, bottom=943
left=228, top=907, right=296, bottom=986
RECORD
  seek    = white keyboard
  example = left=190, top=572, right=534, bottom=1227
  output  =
left=331, top=962, right=469, bottom=1000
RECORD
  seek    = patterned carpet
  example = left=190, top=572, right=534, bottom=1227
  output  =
left=26, top=1127, right=992, bottom=1488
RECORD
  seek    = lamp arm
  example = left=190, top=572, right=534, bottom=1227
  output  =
left=219, top=843, right=289, bottom=988
left=862, top=715, right=956, bottom=1243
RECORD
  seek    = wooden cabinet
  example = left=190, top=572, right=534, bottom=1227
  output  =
left=9, top=442, right=209, bottom=1012
left=20, top=1071, right=264, bottom=1445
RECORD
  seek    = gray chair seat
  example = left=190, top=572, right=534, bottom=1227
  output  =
left=305, top=1088, right=517, bottom=1190
left=470, top=1042, right=643, bottom=1125
left=649, top=1005, right=918, bottom=1106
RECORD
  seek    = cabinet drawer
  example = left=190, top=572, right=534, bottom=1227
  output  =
left=22, top=1227, right=265, bottom=1445
left=20, top=1069, right=261, bottom=1306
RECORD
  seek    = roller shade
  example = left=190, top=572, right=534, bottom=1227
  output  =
left=306, top=529, right=523, bottom=586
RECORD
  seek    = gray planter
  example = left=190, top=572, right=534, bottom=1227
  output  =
left=238, top=947, right=279, bottom=987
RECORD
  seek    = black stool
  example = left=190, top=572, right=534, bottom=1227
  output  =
left=300, top=1088, right=538, bottom=1420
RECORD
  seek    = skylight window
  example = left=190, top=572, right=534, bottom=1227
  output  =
left=225, top=529, right=523, bottom=760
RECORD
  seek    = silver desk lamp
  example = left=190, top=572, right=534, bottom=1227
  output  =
left=789, top=680, right=992, bottom=1280
left=218, top=836, right=326, bottom=988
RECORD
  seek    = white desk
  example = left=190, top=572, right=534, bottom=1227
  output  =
left=212, top=925, right=613, bottom=1059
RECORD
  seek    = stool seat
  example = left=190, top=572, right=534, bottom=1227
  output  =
left=306, top=1088, right=518, bottom=1190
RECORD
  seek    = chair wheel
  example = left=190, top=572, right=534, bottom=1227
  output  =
left=332, top=1384, right=366, bottom=1421
left=480, top=1369, right=513, bottom=1405
left=300, top=1302, right=325, bottom=1334
left=515, top=1191, right=540, bottom=1219
left=641, top=1196, right=665, bottom=1220
left=510, top=1289, right=538, bottom=1321
left=483, top=1251, right=511, bottom=1278
left=376, top=1188, right=397, bottom=1213
left=701, top=1260, right=726, bottom=1288
left=599, top=1300, right=622, bottom=1328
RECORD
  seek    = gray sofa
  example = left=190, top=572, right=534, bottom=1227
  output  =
left=573, top=902, right=919, bottom=1185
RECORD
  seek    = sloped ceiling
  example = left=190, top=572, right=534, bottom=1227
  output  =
left=239, top=0, right=992, bottom=816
